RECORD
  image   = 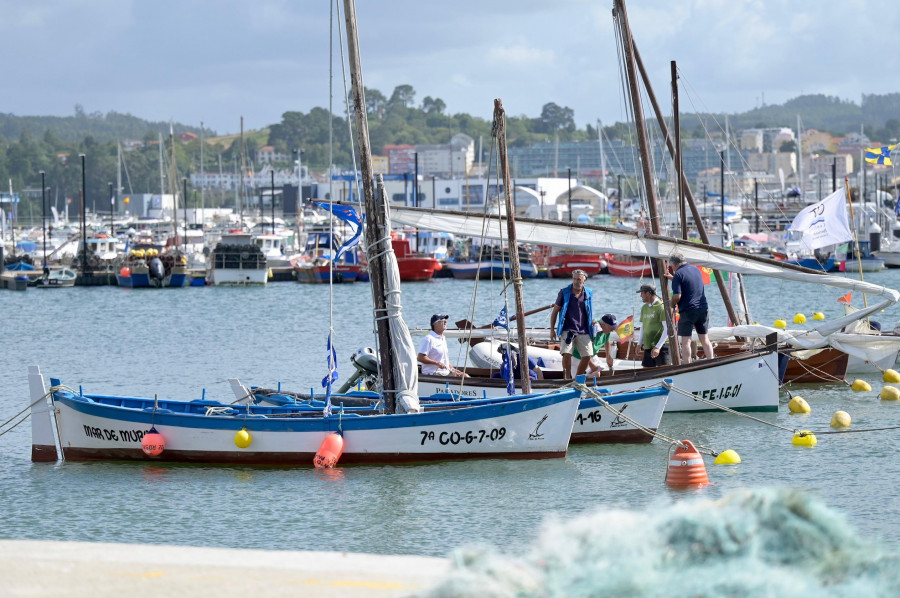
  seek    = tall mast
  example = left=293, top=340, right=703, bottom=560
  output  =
left=494, top=99, right=531, bottom=394
left=200, top=121, right=205, bottom=225
left=631, top=39, right=743, bottom=330
left=343, top=0, right=396, bottom=413
left=158, top=133, right=165, bottom=195
left=239, top=117, right=246, bottom=228
left=170, top=124, right=178, bottom=247
left=613, top=0, right=680, bottom=364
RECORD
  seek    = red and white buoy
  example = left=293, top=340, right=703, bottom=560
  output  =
left=665, top=439, right=709, bottom=487
left=314, top=433, right=344, bottom=469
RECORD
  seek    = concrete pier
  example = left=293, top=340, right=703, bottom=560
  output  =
left=0, top=540, right=449, bottom=597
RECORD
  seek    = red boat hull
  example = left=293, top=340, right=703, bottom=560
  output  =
left=547, top=254, right=606, bottom=278
left=606, top=256, right=653, bottom=277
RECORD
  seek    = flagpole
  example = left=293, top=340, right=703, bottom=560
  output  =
left=844, top=177, right=869, bottom=310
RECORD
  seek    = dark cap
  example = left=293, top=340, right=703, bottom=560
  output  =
left=670, top=252, right=686, bottom=265
left=430, top=314, right=449, bottom=327
left=637, top=284, right=656, bottom=295
left=601, top=313, right=617, bottom=327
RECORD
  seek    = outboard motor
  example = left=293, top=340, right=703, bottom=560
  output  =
left=337, top=347, right=381, bottom=393
left=149, top=257, right=165, bottom=280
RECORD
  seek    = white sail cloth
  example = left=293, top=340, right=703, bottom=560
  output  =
left=704, top=324, right=900, bottom=361
left=390, top=207, right=900, bottom=338
left=378, top=201, right=420, bottom=412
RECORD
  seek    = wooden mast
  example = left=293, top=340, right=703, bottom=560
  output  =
left=632, top=43, right=743, bottom=330
left=343, top=0, right=396, bottom=413
left=613, top=0, right=680, bottom=364
left=493, top=99, right=531, bottom=394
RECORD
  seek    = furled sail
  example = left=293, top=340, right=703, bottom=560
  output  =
left=390, top=206, right=900, bottom=338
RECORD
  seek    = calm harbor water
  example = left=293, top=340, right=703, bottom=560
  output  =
left=3, top=270, right=900, bottom=561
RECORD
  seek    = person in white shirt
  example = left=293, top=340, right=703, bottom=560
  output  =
left=417, top=314, right=466, bottom=376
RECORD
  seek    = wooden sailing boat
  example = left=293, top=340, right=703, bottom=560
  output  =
left=26, top=0, right=584, bottom=466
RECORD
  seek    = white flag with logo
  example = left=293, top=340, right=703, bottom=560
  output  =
left=788, top=188, right=853, bottom=251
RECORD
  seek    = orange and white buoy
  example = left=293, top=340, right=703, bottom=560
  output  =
left=314, top=432, right=344, bottom=469
left=665, top=439, right=709, bottom=487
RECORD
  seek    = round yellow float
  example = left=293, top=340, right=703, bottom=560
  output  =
left=812, top=312, right=825, bottom=320
left=788, top=396, right=811, bottom=414
left=830, top=411, right=851, bottom=428
left=851, top=379, right=872, bottom=392
left=793, top=313, right=807, bottom=324
left=883, top=369, right=900, bottom=383
left=881, top=386, right=900, bottom=401
left=234, top=428, right=252, bottom=448
left=774, top=319, right=787, bottom=329
left=792, top=431, right=817, bottom=447
left=714, top=449, right=741, bottom=465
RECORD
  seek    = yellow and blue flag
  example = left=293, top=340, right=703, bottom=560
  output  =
left=865, top=144, right=897, bottom=166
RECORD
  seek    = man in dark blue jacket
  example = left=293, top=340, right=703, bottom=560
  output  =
left=666, top=252, right=715, bottom=363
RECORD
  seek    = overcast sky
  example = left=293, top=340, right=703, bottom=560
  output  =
left=3, top=1, right=895, bottom=136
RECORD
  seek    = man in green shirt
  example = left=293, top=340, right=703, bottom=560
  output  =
left=637, top=283, right=670, bottom=367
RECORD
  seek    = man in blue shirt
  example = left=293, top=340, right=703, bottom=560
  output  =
left=549, top=269, right=594, bottom=378
left=665, top=252, right=715, bottom=363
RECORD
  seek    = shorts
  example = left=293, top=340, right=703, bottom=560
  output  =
left=641, top=345, right=671, bottom=368
left=560, top=331, right=594, bottom=358
left=677, top=308, right=709, bottom=336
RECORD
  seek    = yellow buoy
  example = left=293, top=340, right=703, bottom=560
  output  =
left=812, top=312, right=825, bottom=320
left=830, top=411, right=851, bottom=428
left=774, top=319, right=787, bottom=329
left=851, top=379, right=872, bottom=392
left=788, top=396, right=811, bottom=414
left=792, top=431, right=817, bottom=447
left=234, top=428, right=252, bottom=448
left=883, top=369, right=900, bottom=383
left=714, top=449, right=741, bottom=465
left=881, top=386, right=900, bottom=400
left=793, top=313, right=807, bottom=324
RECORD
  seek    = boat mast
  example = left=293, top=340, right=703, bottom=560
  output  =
left=494, top=99, right=531, bottom=394
left=613, top=0, right=680, bottom=364
left=343, top=0, right=396, bottom=413
left=631, top=42, right=743, bottom=330
left=671, top=61, right=686, bottom=241
left=170, top=124, right=179, bottom=250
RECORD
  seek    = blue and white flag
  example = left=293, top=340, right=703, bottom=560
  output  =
left=500, top=349, right=516, bottom=396
left=315, top=202, right=365, bottom=261
left=322, top=332, right=338, bottom=414
left=492, top=306, right=509, bottom=329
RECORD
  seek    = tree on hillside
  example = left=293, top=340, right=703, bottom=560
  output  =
left=539, top=102, right=576, bottom=137
left=422, top=96, right=446, bottom=115
left=388, top=85, right=416, bottom=110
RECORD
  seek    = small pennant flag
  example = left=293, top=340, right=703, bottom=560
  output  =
left=865, top=144, right=897, bottom=167
left=321, top=332, right=338, bottom=413
left=500, top=349, right=516, bottom=396
left=493, top=306, right=509, bottom=329
left=616, top=315, right=634, bottom=342
left=837, top=292, right=852, bottom=304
